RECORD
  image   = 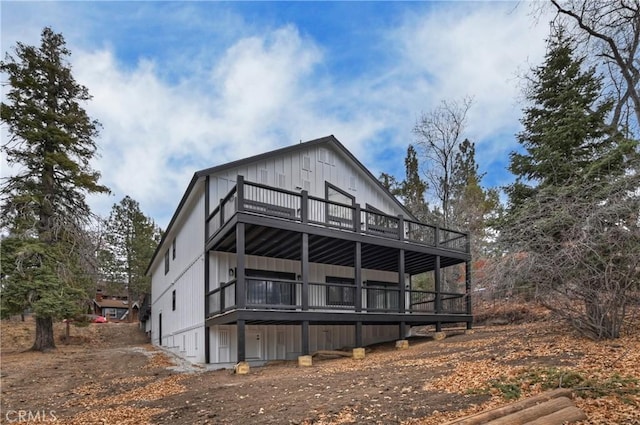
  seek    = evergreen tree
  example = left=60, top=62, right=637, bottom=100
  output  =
left=506, top=29, right=631, bottom=209
left=0, top=28, right=109, bottom=350
left=501, top=29, right=638, bottom=339
left=99, top=196, right=161, bottom=321
left=399, top=145, right=431, bottom=221
left=450, top=139, right=499, bottom=257
left=378, top=172, right=401, bottom=197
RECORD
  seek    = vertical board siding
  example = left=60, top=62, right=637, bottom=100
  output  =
left=155, top=140, right=418, bottom=366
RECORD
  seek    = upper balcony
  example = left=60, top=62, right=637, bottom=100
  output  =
left=205, top=176, right=470, bottom=255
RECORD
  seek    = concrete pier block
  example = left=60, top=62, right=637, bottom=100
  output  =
left=395, top=340, right=409, bottom=350
left=352, top=347, right=366, bottom=359
left=433, top=332, right=447, bottom=340
left=298, top=355, right=313, bottom=367
left=234, top=361, right=250, bottom=374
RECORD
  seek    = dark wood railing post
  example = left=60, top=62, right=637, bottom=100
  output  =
left=301, top=190, right=308, bottom=223
left=220, top=284, right=225, bottom=311
left=219, top=198, right=224, bottom=227
left=236, top=175, right=245, bottom=212
left=354, top=203, right=361, bottom=232
left=435, top=225, right=440, bottom=247
left=398, top=215, right=404, bottom=241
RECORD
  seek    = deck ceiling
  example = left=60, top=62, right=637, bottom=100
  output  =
left=214, top=223, right=464, bottom=275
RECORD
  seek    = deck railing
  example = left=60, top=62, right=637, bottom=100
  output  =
left=205, top=176, right=470, bottom=253
left=206, top=278, right=468, bottom=316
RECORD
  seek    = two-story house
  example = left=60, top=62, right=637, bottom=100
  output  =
left=146, top=135, right=472, bottom=368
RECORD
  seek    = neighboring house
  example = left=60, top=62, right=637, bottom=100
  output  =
left=93, top=290, right=139, bottom=322
left=146, top=135, right=472, bottom=368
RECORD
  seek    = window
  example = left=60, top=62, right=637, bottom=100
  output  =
left=366, top=281, right=399, bottom=311
left=349, top=176, right=357, bottom=190
left=246, top=270, right=296, bottom=306
left=164, top=249, right=170, bottom=275
left=172, top=290, right=176, bottom=311
left=302, top=155, right=311, bottom=171
left=326, top=276, right=355, bottom=306
left=325, top=183, right=355, bottom=227
left=277, top=173, right=286, bottom=188
left=172, top=238, right=176, bottom=260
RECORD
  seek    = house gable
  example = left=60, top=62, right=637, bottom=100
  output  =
left=146, top=135, right=410, bottom=275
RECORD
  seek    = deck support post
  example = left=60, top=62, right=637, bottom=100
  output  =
left=236, top=223, right=246, bottom=309
left=301, top=321, right=310, bottom=355
left=302, top=233, right=309, bottom=311
left=204, top=176, right=210, bottom=364
left=355, top=321, right=362, bottom=347
left=399, top=321, right=407, bottom=339
left=355, top=241, right=362, bottom=312
left=237, top=319, right=246, bottom=362
left=465, top=260, right=473, bottom=329
left=398, top=249, right=405, bottom=313
left=434, top=255, right=441, bottom=314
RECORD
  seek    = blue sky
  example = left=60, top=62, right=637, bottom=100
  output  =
left=1, top=1, right=553, bottom=228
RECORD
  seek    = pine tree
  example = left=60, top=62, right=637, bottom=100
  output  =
left=450, top=139, right=499, bottom=257
left=0, top=28, right=109, bottom=350
left=506, top=29, right=631, bottom=209
left=399, top=145, right=432, bottom=221
left=100, top=196, right=161, bottom=321
left=501, top=29, right=639, bottom=339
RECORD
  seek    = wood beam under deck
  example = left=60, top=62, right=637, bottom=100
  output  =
left=205, top=309, right=472, bottom=327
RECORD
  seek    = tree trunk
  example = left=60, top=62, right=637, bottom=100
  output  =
left=31, top=316, right=56, bottom=351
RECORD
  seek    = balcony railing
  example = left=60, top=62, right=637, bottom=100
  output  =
left=206, top=176, right=470, bottom=253
left=206, top=278, right=468, bottom=317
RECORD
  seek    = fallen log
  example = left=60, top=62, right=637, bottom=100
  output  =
left=311, top=350, right=353, bottom=358
left=444, top=389, right=574, bottom=425
left=488, top=397, right=574, bottom=425
left=523, top=406, right=587, bottom=425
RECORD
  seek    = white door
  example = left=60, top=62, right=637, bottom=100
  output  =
left=218, top=329, right=229, bottom=363
left=246, top=331, right=263, bottom=360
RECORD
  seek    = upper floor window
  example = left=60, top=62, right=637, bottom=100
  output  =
left=164, top=249, right=170, bottom=275
left=325, top=183, right=355, bottom=227
left=172, top=290, right=176, bottom=311
left=172, top=238, right=176, bottom=260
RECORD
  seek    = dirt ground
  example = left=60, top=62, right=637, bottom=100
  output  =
left=1, top=315, right=638, bottom=425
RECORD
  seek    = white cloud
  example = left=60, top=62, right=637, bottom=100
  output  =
left=381, top=2, right=551, bottom=175
left=2, top=2, right=555, bottom=228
